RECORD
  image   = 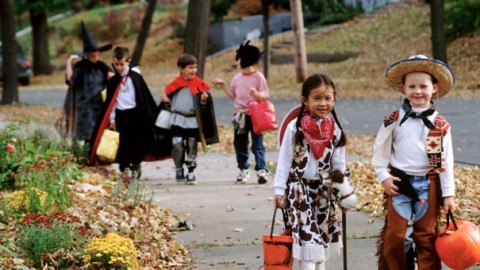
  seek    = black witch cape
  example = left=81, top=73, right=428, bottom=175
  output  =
left=55, top=59, right=111, bottom=141
left=90, top=70, right=171, bottom=165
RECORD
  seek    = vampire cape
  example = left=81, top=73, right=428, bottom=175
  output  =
left=90, top=70, right=171, bottom=165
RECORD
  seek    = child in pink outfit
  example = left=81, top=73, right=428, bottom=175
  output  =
left=212, top=40, right=270, bottom=184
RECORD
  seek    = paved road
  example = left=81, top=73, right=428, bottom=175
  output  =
left=15, top=89, right=480, bottom=165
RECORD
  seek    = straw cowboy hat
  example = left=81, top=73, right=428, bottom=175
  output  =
left=80, top=21, right=112, bottom=56
left=385, top=55, right=455, bottom=97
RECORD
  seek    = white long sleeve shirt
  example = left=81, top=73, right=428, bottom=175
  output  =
left=371, top=107, right=455, bottom=197
left=110, top=68, right=137, bottom=122
left=274, top=118, right=345, bottom=196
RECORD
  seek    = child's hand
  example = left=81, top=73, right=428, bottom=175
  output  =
left=382, top=176, right=401, bottom=196
left=250, top=87, right=259, bottom=98
left=201, top=92, right=208, bottom=104
left=161, top=93, right=170, bottom=103
left=67, top=54, right=81, bottom=65
left=274, top=195, right=286, bottom=208
left=109, top=122, right=116, bottom=130
left=442, top=196, right=456, bottom=213
left=211, top=78, right=225, bottom=88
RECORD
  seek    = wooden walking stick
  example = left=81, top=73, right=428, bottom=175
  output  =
left=342, top=211, right=348, bottom=270
left=195, top=109, right=207, bottom=153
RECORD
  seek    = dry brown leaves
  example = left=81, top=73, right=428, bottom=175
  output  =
left=348, top=161, right=480, bottom=226
left=68, top=166, right=192, bottom=269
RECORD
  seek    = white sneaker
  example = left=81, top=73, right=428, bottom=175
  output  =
left=256, top=169, right=269, bottom=184
left=236, top=169, right=250, bottom=184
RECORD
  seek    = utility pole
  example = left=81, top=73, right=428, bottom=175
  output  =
left=290, top=0, right=307, bottom=82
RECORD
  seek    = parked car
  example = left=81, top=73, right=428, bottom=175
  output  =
left=0, top=43, right=33, bottom=85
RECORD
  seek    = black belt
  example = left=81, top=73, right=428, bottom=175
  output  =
left=173, top=111, right=196, bottom=117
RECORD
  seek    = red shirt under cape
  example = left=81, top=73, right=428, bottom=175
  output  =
left=164, top=75, right=210, bottom=95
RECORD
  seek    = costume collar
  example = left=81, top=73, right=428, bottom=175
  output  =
left=165, top=75, right=210, bottom=95
left=301, top=113, right=335, bottom=159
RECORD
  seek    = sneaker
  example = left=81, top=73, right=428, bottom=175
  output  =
left=257, top=169, right=269, bottom=184
left=176, top=168, right=185, bottom=182
left=185, top=172, right=197, bottom=185
left=236, top=169, right=250, bottom=184
left=131, top=163, right=142, bottom=179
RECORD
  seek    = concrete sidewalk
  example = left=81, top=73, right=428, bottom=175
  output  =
left=141, top=151, right=384, bottom=270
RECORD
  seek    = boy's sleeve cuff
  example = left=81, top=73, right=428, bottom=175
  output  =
left=274, top=187, right=285, bottom=196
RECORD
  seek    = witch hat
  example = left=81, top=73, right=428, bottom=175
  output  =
left=390, top=167, right=424, bottom=204
left=80, top=21, right=112, bottom=56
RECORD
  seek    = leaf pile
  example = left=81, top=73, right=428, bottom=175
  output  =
left=69, top=166, right=192, bottom=269
left=0, top=166, right=192, bottom=269
left=348, top=161, right=480, bottom=226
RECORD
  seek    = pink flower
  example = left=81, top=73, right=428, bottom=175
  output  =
left=6, top=143, right=15, bottom=153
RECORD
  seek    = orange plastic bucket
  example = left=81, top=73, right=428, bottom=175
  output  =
left=263, top=208, right=293, bottom=270
left=263, top=234, right=293, bottom=269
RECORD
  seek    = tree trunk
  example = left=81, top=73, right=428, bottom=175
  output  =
left=132, top=0, right=157, bottom=67
left=290, top=0, right=307, bottom=82
left=184, top=0, right=212, bottom=79
left=0, top=0, right=19, bottom=104
left=430, top=0, right=448, bottom=63
left=30, top=8, right=53, bottom=75
left=261, top=0, right=271, bottom=79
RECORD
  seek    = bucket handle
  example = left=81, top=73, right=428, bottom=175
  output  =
left=446, top=210, right=459, bottom=231
left=270, top=207, right=290, bottom=239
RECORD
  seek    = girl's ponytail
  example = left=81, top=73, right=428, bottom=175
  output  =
left=331, top=108, right=347, bottom=147
left=293, top=104, right=306, bottom=146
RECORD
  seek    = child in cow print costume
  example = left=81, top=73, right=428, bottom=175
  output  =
left=274, top=73, right=352, bottom=270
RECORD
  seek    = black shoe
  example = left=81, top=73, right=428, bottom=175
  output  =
left=176, top=168, right=185, bottom=182
left=185, top=172, right=197, bottom=185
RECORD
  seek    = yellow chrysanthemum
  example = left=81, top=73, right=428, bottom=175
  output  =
left=3, top=188, right=48, bottom=212
left=84, top=233, right=139, bottom=269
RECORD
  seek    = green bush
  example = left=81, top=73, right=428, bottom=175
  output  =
left=16, top=221, right=85, bottom=268
left=0, top=125, right=82, bottom=214
left=445, top=0, right=480, bottom=41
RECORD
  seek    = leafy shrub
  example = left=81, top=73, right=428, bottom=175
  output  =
left=83, top=233, right=139, bottom=270
left=16, top=220, right=85, bottom=268
left=445, top=0, right=480, bottom=40
left=0, top=125, right=82, bottom=192
left=0, top=125, right=21, bottom=190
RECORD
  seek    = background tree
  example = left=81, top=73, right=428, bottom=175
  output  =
left=184, top=0, right=212, bottom=78
left=430, top=0, right=448, bottom=63
left=1, top=0, right=19, bottom=104
left=290, top=0, right=307, bottom=82
left=132, top=0, right=157, bottom=66
left=260, top=0, right=272, bottom=79
left=15, top=0, right=68, bottom=76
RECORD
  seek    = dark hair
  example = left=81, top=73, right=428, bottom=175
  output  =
left=177, top=53, right=197, bottom=68
left=235, top=40, right=260, bottom=69
left=293, top=73, right=347, bottom=148
left=112, top=46, right=130, bottom=60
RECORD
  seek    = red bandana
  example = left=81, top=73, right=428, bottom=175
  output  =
left=164, top=75, right=210, bottom=95
left=301, top=114, right=335, bottom=159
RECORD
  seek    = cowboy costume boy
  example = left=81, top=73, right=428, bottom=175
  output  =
left=372, top=55, right=456, bottom=270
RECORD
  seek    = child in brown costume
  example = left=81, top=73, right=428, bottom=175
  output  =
left=372, top=55, right=456, bottom=270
